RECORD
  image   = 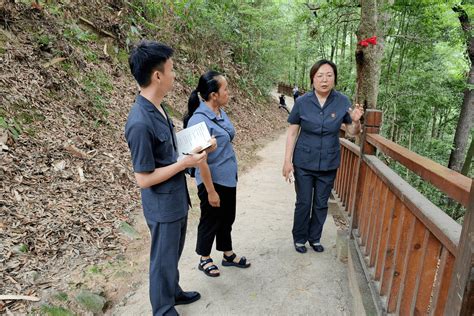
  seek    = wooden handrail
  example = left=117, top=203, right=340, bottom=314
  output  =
left=335, top=110, right=471, bottom=313
left=366, top=133, right=471, bottom=207
left=340, top=138, right=360, bottom=156
left=364, top=155, right=461, bottom=255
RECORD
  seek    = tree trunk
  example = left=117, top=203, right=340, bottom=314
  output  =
left=449, top=4, right=474, bottom=172
left=333, top=24, right=340, bottom=63
left=355, top=0, right=394, bottom=109
left=341, top=22, right=347, bottom=62
left=385, top=9, right=405, bottom=90
left=294, top=34, right=298, bottom=85
left=350, top=22, right=354, bottom=64
left=461, top=138, right=474, bottom=177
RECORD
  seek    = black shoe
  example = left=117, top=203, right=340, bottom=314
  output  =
left=294, top=244, right=307, bottom=253
left=311, top=244, right=324, bottom=252
left=175, top=291, right=201, bottom=305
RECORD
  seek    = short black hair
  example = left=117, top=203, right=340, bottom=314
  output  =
left=128, top=40, right=174, bottom=87
left=310, top=59, right=338, bottom=86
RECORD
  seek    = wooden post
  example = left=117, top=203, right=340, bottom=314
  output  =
left=349, top=109, right=382, bottom=234
left=446, top=181, right=474, bottom=315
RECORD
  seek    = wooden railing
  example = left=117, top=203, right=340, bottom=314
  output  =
left=333, top=110, right=473, bottom=315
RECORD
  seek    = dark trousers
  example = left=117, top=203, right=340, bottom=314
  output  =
left=196, top=183, right=236, bottom=256
left=146, top=216, right=187, bottom=316
left=292, top=167, right=337, bottom=245
left=279, top=105, right=290, bottom=114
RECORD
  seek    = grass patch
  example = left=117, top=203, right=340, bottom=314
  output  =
left=40, top=304, right=75, bottom=316
left=64, top=23, right=98, bottom=44
left=0, top=116, right=22, bottom=140
left=54, top=292, right=69, bottom=302
left=87, top=265, right=102, bottom=275
left=35, top=33, right=54, bottom=48
left=182, top=72, right=198, bottom=87
left=84, top=49, right=99, bottom=63
left=82, top=70, right=113, bottom=121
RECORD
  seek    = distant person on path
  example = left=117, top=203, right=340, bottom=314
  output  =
left=282, top=59, right=364, bottom=254
left=125, top=40, right=209, bottom=316
left=183, top=70, right=251, bottom=278
left=279, top=94, right=290, bottom=114
left=292, top=85, right=299, bottom=102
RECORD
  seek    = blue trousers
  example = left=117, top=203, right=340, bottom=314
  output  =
left=292, top=167, right=337, bottom=245
left=146, top=216, right=187, bottom=316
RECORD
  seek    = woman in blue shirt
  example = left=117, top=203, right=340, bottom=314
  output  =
left=282, top=60, right=364, bottom=254
left=184, top=71, right=251, bottom=277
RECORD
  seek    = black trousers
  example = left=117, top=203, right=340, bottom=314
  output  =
left=146, top=216, right=187, bottom=316
left=292, top=167, right=337, bottom=245
left=196, top=183, right=237, bottom=256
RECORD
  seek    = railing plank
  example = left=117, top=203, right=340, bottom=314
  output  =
left=398, top=221, right=428, bottom=314
left=361, top=168, right=376, bottom=247
left=366, top=178, right=383, bottom=259
left=369, top=185, right=389, bottom=268
left=363, top=173, right=380, bottom=251
left=340, top=147, right=348, bottom=207
left=380, top=200, right=404, bottom=296
left=347, top=153, right=357, bottom=216
left=366, top=133, right=471, bottom=207
left=357, top=166, right=373, bottom=238
left=335, top=150, right=342, bottom=193
left=364, top=155, right=461, bottom=255
left=387, top=209, right=415, bottom=313
left=374, top=191, right=396, bottom=281
left=430, top=248, right=455, bottom=316
left=343, top=148, right=352, bottom=207
left=446, top=181, right=474, bottom=315
left=414, top=233, right=442, bottom=315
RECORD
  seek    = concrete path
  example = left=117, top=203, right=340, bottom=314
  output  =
left=112, top=131, right=352, bottom=316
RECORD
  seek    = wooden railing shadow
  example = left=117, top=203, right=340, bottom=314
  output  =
left=333, top=109, right=473, bottom=315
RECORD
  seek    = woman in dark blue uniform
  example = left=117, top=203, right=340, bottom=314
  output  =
left=282, top=60, right=364, bottom=254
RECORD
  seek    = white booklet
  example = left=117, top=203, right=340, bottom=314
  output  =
left=176, top=121, right=211, bottom=159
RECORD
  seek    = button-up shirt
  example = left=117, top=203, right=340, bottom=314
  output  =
left=125, top=95, right=189, bottom=222
left=188, top=101, right=238, bottom=188
left=288, top=89, right=352, bottom=171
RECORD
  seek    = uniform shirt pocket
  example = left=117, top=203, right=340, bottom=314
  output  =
left=293, top=144, right=313, bottom=164
left=154, top=131, right=175, bottom=165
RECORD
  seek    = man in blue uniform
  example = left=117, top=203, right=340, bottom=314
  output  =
left=282, top=60, right=363, bottom=254
left=125, top=40, right=207, bottom=315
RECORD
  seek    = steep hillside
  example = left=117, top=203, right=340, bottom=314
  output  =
left=0, top=1, right=288, bottom=313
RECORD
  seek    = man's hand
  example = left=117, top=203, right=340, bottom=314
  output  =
left=181, top=151, right=207, bottom=169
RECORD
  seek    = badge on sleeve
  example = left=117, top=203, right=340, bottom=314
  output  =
left=331, top=113, right=336, bottom=118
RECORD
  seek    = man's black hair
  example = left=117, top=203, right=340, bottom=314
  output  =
left=128, top=40, right=174, bottom=87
